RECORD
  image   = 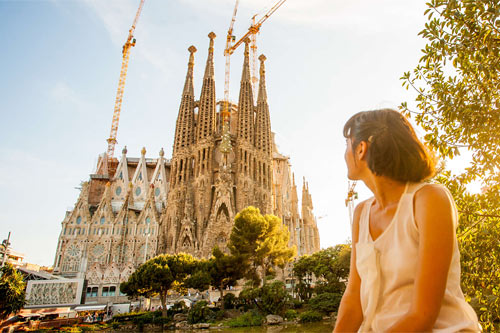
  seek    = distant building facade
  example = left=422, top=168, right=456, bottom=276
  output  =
left=52, top=33, right=320, bottom=304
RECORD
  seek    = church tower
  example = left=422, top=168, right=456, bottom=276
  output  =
left=252, top=54, right=273, bottom=214
left=192, top=32, right=218, bottom=252
left=162, top=45, right=199, bottom=255
left=301, top=179, right=320, bottom=254
left=52, top=32, right=320, bottom=306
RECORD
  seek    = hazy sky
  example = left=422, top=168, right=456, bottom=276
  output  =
left=0, top=0, right=432, bottom=266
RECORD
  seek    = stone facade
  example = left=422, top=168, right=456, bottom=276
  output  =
left=53, top=32, right=320, bottom=304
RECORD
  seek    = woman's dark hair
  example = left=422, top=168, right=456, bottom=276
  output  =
left=343, top=109, right=436, bottom=182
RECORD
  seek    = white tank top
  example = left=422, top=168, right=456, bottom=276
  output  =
left=355, top=182, right=481, bottom=332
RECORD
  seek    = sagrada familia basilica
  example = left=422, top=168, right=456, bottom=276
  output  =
left=52, top=33, right=320, bottom=303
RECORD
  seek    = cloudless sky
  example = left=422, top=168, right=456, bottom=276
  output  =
left=1, top=0, right=435, bottom=266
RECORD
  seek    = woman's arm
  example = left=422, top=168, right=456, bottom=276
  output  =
left=333, top=201, right=366, bottom=332
left=386, top=184, right=455, bottom=332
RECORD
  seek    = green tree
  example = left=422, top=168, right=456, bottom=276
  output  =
left=228, top=206, right=296, bottom=286
left=120, top=253, right=196, bottom=317
left=187, top=246, right=245, bottom=309
left=401, top=0, right=500, bottom=185
left=239, top=279, right=290, bottom=315
left=401, top=1, right=500, bottom=330
left=0, top=263, right=26, bottom=320
left=292, top=254, right=314, bottom=301
left=293, top=245, right=351, bottom=300
left=436, top=173, right=500, bottom=330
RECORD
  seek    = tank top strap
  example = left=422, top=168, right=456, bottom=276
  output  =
left=404, top=182, right=459, bottom=230
left=405, top=182, right=429, bottom=196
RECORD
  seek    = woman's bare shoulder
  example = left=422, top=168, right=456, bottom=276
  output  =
left=413, top=183, right=455, bottom=230
left=414, top=183, right=451, bottom=205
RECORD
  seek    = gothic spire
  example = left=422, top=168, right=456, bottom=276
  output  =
left=257, top=54, right=268, bottom=103
left=254, top=54, right=272, bottom=155
left=196, top=32, right=217, bottom=141
left=302, top=178, right=313, bottom=210
left=173, top=45, right=196, bottom=153
left=237, top=39, right=255, bottom=142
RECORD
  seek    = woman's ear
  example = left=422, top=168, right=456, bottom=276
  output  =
left=356, top=141, right=368, bottom=161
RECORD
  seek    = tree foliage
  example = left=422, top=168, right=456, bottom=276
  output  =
left=401, top=1, right=500, bottom=330
left=239, top=279, right=290, bottom=315
left=0, top=263, right=26, bottom=320
left=228, top=206, right=296, bottom=286
left=293, top=245, right=351, bottom=301
left=436, top=173, right=500, bottom=330
left=401, top=0, right=500, bottom=185
left=307, top=292, right=342, bottom=315
left=186, top=246, right=244, bottom=309
left=120, top=253, right=196, bottom=317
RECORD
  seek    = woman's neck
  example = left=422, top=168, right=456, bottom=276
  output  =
left=363, top=175, right=407, bottom=209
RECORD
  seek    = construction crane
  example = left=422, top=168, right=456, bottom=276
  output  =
left=345, top=181, right=358, bottom=227
left=222, top=0, right=240, bottom=123
left=222, top=0, right=287, bottom=121
left=106, top=0, right=145, bottom=159
left=250, top=14, right=259, bottom=97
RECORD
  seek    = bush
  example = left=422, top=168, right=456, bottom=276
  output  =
left=132, top=312, right=154, bottom=325
left=112, top=311, right=147, bottom=322
left=290, top=298, right=304, bottom=309
left=187, top=301, right=211, bottom=324
left=209, top=308, right=224, bottom=322
left=299, top=310, right=323, bottom=323
left=223, top=293, right=237, bottom=309
left=153, top=315, right=171, bottom=326
left=129, top=310, right=171, bottom=328
left=307, top=292, right=342, bottom=314
left=166, top=301, right=188, bottom=317
left=283, top=309, right=298, bottom=321
left=227, top=310, right=264, bottom=327
left=239, top=280, right=290, bottom=315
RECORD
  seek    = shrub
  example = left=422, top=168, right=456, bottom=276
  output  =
left=129, top=310, right=171, bottom=328
left=239, top=280, right=290, bottom=315
left=132, top=312, right=154, bottom=325
left=111, top=322, right=120, bottom=330
left=212, top=308, right=226, bottom=323
left=168, top=300, right=188, bottom=315
left=283, top=309, right=298, bottom=321
left=187, top=301, right=212, bottom=324
left=290, top=298, right=304, bottom=309
left=59, top=326, right=83, bottom=332
left=112, top=311, right=147, bottom=322
left=223, top=293, right=237, bottom=309
left=299, top=310, right=323, bottom=323
left=307, top=292, right=342, bottom=314
left=153, top=315, right=171, bottom=326
left=227, top=310, right=264, bottom=327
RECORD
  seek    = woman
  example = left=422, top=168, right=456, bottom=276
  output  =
left=333, top=109, right=480, bottom=332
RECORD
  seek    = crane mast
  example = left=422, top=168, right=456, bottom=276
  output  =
left=106, top=0, right=145, bottom=159
left=222, top=0, right=240, bottom=122
left=223, top=0, right=287, bottom=121
left=250, top=15, right=258, bottom=97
